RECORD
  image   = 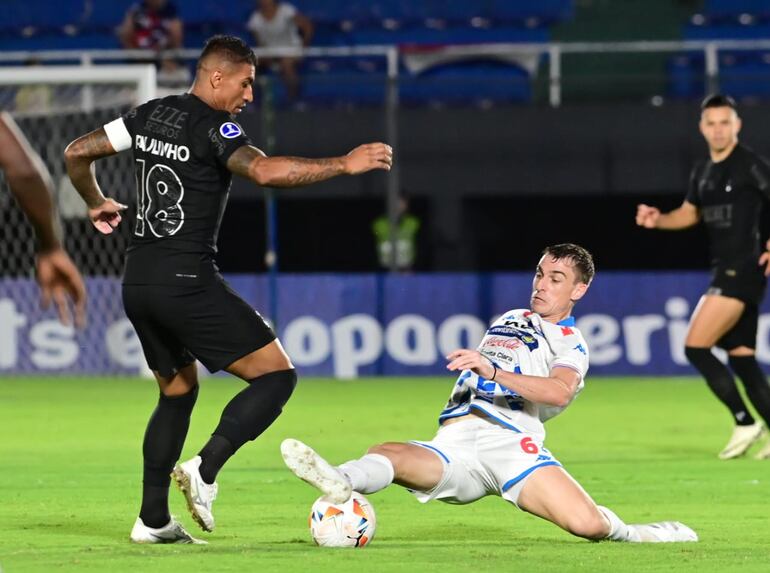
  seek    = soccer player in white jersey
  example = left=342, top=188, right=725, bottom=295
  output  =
left=282, top=243, right=698, bottom=543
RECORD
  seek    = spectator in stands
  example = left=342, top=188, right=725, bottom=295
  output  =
left=14, top=57, right=52, bottom=113
left=372, top=194, right=420, bottom=271
left=118, top=0, right=183, bottom=51
left=247, top=0, right=314, bottom=101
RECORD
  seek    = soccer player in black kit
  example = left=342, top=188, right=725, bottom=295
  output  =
left=64, top=35, right=393, bottom=544
left=637, top=94, right=770, bottom=461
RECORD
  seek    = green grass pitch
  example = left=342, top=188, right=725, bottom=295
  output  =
left=1, top=376, right=769, bottom=572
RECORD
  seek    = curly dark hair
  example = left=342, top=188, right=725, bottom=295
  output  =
left=542, top=243, right=595, bottom=284
left=198, top=35, right=257, bottom=69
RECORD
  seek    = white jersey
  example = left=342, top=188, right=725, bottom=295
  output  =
left=439, top=309, right=589, bottom=440
left=247, top=3, right=302, bottom=48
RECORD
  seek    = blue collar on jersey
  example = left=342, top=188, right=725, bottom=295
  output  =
left=557, top=316, right=576, bottom=326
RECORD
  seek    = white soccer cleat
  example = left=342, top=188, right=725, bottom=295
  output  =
left=632, top=521, right=699, bottom=543
left=171, top=455, right=218, bottom=532
left=754, top=438, right=770, bottom=460
left=280, top=438, right=352, bottom=504
left=718, top=422, right=765, bottom=460
left=129, top=516, right=207, bottom=544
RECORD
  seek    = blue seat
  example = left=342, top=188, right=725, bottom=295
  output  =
left=666, top=54, right=705, bottom=99
left=292, top=0, right=354, bottom=25
left=667, top=47, right=770, bottom=100
left=400, top=60, right=532, bottom=106
left=704, top=0, right=770, bottom=20
left=490, top=0, right=574, bottom=24
left=178, top=2, right=230, bottom=27
left=303, top=73, right=387, bottom=106
left=0, top=30, right=120, bottom=52
left=680, top=22, right=770, bottom=100
left=349, top=24, right=548, bottom=46
left=684, top=23, right=770, bottom=40
left=86, top=0, right=135, bottom=28
left=721, top=60, right=770, bottom=97
left=0, top=0, right=84, bottom=33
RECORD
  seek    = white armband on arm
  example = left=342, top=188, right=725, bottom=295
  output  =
left=103, top=118, right=132, bottom=152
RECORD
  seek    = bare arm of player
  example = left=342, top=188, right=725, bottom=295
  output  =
left=226, top=142, right=393, bottom=188
left=445, top=349, right=581, bottom=408
left=0, top=112, right=87, bottom=327
left=64, top=128, right=128, bottom=235
left=635, top=200, right=699, bottom=230
left=0, top=112, right=61, bottom=252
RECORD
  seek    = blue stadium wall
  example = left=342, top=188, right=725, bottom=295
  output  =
left=1, top=271, right=767, bottom=377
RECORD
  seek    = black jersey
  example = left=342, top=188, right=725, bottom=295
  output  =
left=685, top=143, right=770, bottom=268
left=113, top=93, right=252, bottom=285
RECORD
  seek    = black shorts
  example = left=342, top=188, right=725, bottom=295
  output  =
left=122, top=278, right=276, bottom=377
left=716, top=303, right=758, bottom=351
left=707, top=263, right=766, bottom=306
left=706, top=263, right=765, bottom=350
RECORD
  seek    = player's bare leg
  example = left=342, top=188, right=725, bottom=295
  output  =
left=684, top=295, right=764, bottom=458
left=686, top=294, right=744, bottom=347
left=517, top=465, right=697, bottom=542
left=175, top=340, right=298, bottom=531
left=138, top=363, right=199, bottom=538
left=365, top=442, right=444, bottom=492
left=516, top=465, right=610, bottom=539
left=154, top=362, right=199, bottom=397
left=225, top=338, right=293, bottom=379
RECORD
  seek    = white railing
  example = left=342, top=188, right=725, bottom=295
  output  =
left=4, top=39, right=770, bottom=107
left=550, top=39, right=770, bottom=106
left=0, top=46, right=400, bottom=80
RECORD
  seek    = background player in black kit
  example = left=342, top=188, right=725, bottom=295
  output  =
left=64, top=35, right=393, bottom=544
left=637, top=94, right=770, bottom=461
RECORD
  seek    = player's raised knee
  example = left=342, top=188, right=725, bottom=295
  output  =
left=366, top=442, right=417, bottom=469
left=367, top=442, right=407, bottom=457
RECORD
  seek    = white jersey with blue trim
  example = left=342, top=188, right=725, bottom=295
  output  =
left=439, top=309, right=589, bottom=440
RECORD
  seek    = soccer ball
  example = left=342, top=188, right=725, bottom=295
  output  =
left=309, top=491, right=376, bottom=548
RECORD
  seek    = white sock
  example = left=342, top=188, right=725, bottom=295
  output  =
left=337, top=453, right=395, bottom=494
left=597, top=506, right=642, bottom=542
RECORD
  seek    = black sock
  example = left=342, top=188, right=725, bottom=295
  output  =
left=139, top=386, right=198, bottom=528
left=198, top=369, right=297, bottom=484
left=139, top=485, right=172, bottom=529
left=198, top=435, right=234, bottom=484
left=685, top=347, right=755, bottom=426
left=729, top=355, right=770, bottom=427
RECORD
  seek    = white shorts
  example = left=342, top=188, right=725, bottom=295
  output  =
left=408, top=416, right=561, bottom=507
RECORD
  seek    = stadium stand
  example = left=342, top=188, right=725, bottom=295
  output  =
left=0, top=0, right=575, bottom=107
left=671, top=0, right=770, bottom=99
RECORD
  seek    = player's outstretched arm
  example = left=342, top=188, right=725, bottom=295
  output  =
left=636, top=201, right=699, bottom=230
left=64, top=128, right=128, bottom=235
left=226, top=142, right=393, bottom=188
left=0, top=112, right=61, bottom=253
left=0, top=113, right=87, bottom=327
left=446, top=349, right=580, bottom=407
